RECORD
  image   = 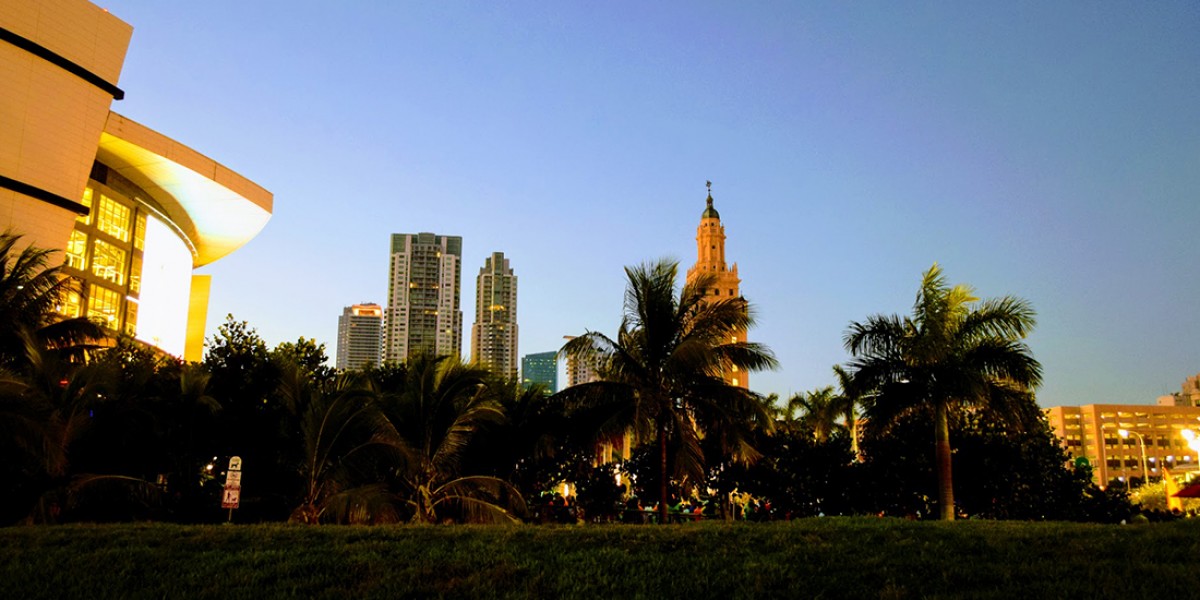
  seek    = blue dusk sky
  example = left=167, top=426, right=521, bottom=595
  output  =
left=99, top=1, right=1198, bottom=406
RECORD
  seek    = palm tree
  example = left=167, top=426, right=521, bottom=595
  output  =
left=284, top=367, right=404, bottom=524
left=844, top=263, right=1042, bottom=520
left=0, top=333, right=159, bottom=523
left=785, top=386, right=846, bottom=443
left=831, top=364, right=867, bottom=460
left=557, top=259, right=778, bottom=523
left=378, top=353, right=525, bottom=524
left=0, top=231, right=103, bottom=369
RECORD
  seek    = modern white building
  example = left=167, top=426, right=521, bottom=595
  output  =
left=383, top=233, right=462, bottom=364
left=470, top=252, right=517, bottom=379
left=336, top=303, right=382, bottom=371
left=1, top=0, right=272, bottom=361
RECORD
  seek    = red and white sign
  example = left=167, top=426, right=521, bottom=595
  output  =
left=221, top=486, right=240, bottom=509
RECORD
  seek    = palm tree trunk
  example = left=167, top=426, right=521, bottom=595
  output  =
left=934, top=401, right=955, bottom=521
left=658, top=422, right=669, bottom=525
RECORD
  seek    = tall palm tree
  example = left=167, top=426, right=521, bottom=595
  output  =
left=378, top=353, right=525, bottom=524
left=558, top=259, right=778, bottom=523
left=785, top=386, right=846, bottom=444
left=0, top=231, right=103, bottom=369
left=844, top=263, right=1042, bottom=520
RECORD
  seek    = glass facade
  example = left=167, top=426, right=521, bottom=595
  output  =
left=62, top=175, right=194, bottom=356
left=65, top=230, right=88, bottom=270
left=95, top=193, right=131, bottom=242
left=91, top=239, right=126, bottom=285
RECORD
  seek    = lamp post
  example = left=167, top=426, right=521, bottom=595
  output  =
left=1118, top=429, right=1149, bottom=484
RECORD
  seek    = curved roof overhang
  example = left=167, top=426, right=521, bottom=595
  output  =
left=95, top=112, right=273, bottom=267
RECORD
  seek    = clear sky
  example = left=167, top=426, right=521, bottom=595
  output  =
left=100, top=1, right=1199, bottom=407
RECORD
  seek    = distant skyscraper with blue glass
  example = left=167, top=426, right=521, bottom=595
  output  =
left=521, top=351, right=557, bottom=393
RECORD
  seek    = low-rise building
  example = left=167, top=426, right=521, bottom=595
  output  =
left=1044, top=403, right=1200, bottom=485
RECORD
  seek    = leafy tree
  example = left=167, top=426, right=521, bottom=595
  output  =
left=557, top=259, right=777, bottom=523
left=711, top=428, right=857, bottom=519
left=844, top=264, right=1043, bottom=520
left=272, top=337, right=335, bottom=387
left=204, top=316, right=292, bottom=521
left=854, top=408, right=1134, bottom=522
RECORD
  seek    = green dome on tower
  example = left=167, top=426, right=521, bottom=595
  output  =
left=702, top=192, right=720, bottom=219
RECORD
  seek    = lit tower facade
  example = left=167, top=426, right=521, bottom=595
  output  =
left=384, top=233, right=462, bottom=364
left=471, top=251, right=518, bottom=379
left=685, top=182, right=748, bottom=389
left=336, top=303, right=383, bottom=371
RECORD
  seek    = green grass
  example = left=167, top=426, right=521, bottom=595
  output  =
left=3, top=519, right=1200, bottom=599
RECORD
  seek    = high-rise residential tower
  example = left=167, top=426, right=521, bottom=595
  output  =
left=521, top=351, right=557, bottom=393
left=336, top=303, right=383, bottom=371
left=563, top=335, right=601, bottom=388
left=685, top=182, right=748, bottom=389
left=471, top=252, right=518, bottom=379
left=384, top=233, right=462, bottom=364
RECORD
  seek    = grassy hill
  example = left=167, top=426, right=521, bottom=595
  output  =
left=4, top=518, right=1199, bottom=599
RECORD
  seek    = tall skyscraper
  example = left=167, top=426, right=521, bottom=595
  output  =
left=384, top=233, right=463, bottom=364
left=563, top=335, right=601, bottom=388
left=685, top=182, right=748, bottom=389
left=521, top=351, right=557, bottom=393
left=336, top=303, right=383, bottom=371
left=471, top=252, right=518, bottom=379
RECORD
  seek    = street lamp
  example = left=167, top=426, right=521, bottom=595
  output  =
left=1118, top=429, right=1149, bottom=484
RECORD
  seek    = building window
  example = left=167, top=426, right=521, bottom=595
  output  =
left=134, top=212, right=146, bottom=251
left=96, top=194, right=131, bottom=242
left=87, top=285, right=121, bottom=330
left=129, top=254, right=142, bottom=295
left=91, top=239, right=126, bottom=286
left=60, top=290, right=82, bottom=319
left=124, top=300, right=138, bottom=337
left=65, top=230, right=88, bottom=270
left=78, top=187, right=94, bottom=224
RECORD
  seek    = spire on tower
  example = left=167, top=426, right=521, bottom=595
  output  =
left=702, top=180, right=720, bottom=219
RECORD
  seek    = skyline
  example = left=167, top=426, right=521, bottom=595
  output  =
left=98, top=2, right=1199, bottom=406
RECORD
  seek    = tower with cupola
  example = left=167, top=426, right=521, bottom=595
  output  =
left=685, top=182, right=748, bottom=389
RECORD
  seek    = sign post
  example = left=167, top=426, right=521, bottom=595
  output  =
left=221, top=456, right=242, bottom=522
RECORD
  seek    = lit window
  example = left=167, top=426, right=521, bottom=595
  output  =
left=78, top=188, right=94, bottom=224
left=92, top=240, right=126, bottom=286
left=60, top=290, right=82, bottom=318
left=65, top=230, right=88, bottom=270
left=134, top=212, right=146, bottom=250
left=96, top=194, right=131, bottom=242
left=732, top=378, right=739, bottom=386
left=129, top=254, right=142, bottom=295
left=87, top=285, right=121, bottom=330
left=124, top=300, right=138, bottom=336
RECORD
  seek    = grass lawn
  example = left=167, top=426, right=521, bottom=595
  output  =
left=3, top=518, right=1199, bottom=599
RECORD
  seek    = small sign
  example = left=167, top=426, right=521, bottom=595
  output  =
left=221, top=486, right=241, bottom=509
left=228, top=456, right=243, bottom=471
left=226, top=471, right=242, bottom=486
